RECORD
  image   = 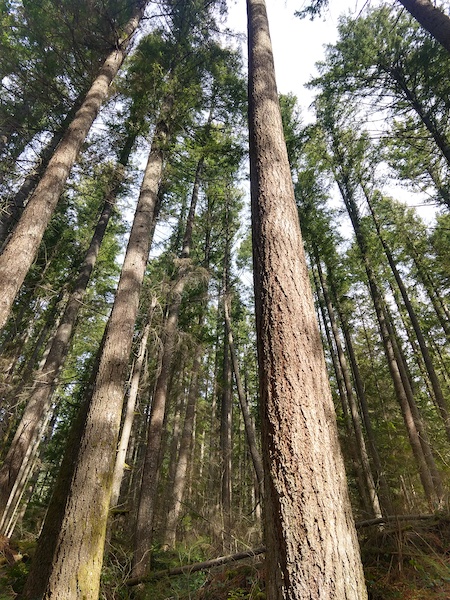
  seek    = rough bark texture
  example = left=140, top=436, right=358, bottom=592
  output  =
left=398, top=0, right=450, bottom=55
left=18, top=116, right=165, bottom=600
left=247, top=1, right=367, bottom=598
left=0, top=0, right=147, bottom=331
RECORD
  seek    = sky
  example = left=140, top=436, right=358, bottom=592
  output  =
left=225, top=0, right=438, bottom=227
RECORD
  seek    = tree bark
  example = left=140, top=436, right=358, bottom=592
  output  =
left=0, top=0, right=148, bottom=330
left=247, top=1, right=367, bottom=598
left=398, top=0, right=450, bottom=56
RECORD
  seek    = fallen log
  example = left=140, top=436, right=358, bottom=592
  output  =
left=355, top=514, right=439, bottom=529
left=126, top=514, right=445, bottom=586
left=126, top=546, right=266, bottom=586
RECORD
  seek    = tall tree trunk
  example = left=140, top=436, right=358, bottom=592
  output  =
left=220, top=214, right=233, bottom=549
left=408, top=241, right=450, bottom=338
left=333, top=171, right=440, bottom=506
left=132, top=150, right=201, bottom=579
left=18, top=108, right=167, bottom=600
left=247, top=1, right=367, bottom=598
left=223, top=294, right=264, bottom=493
left=0, top=0, right=148, bottom=330
left=109, top=316, right=151, bottom=510
left=385, top=64, right=450, bottom=167
left=163, top=341, right=203, bottom=549
left=330, top=280, right=393, bottom=515
left=314, top=273, right=374, bottom=516
left=0, top=135, right=135, bottom=529
left=397, top=0, right=450, bottom=56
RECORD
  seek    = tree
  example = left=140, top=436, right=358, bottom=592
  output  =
left=0, top=0, right=149, bottom=330
left=247, top=0, right=367, bottom=597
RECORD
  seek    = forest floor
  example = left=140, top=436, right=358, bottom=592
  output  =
left=1, top=516, right=450, bottom=599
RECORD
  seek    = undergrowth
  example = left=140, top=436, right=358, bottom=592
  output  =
left=2, top=516, right=450, bottom=599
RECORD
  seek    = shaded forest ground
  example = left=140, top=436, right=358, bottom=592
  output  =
left=2, top=516, right=450, bottom=599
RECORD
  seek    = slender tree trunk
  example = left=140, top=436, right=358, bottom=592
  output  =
left=223, top=295, right=264, bottom=493
left=0, top=0, right=148, bottom=330
left=110, top=317, right=151, bottom=509
left=220, top=227, right=233, bottom=549
left=408, top=242, right=450, bottom=338
left=314, top=275, right=374, bottom=516
left=132, top=148, right=201, bottom=579
left=397, top=0, right=450, bottom=56
left=330, top=281, right=393, bottom=515
left=163, top=342, right=203, bottom=549
left=387, top=66, right=450, bottom=166
left=247, top=1, right=367, bottom=598
left=333, top=172, right=440, bottom=506
left=18, top=108, right=167, bottom=600
left=314, top=258, right=382, bottom=519
left=0, top=135, right=135, bottom=529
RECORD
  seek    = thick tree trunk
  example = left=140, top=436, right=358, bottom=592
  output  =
left=247, top=1, right=367, bottom=598
left=18, top=112, right=166, bottom=600
left=0, top=136, right=135, bottom=530
left=398, top=0, right=450, bottom=55
left=0, top=0, right=147, bottom=330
